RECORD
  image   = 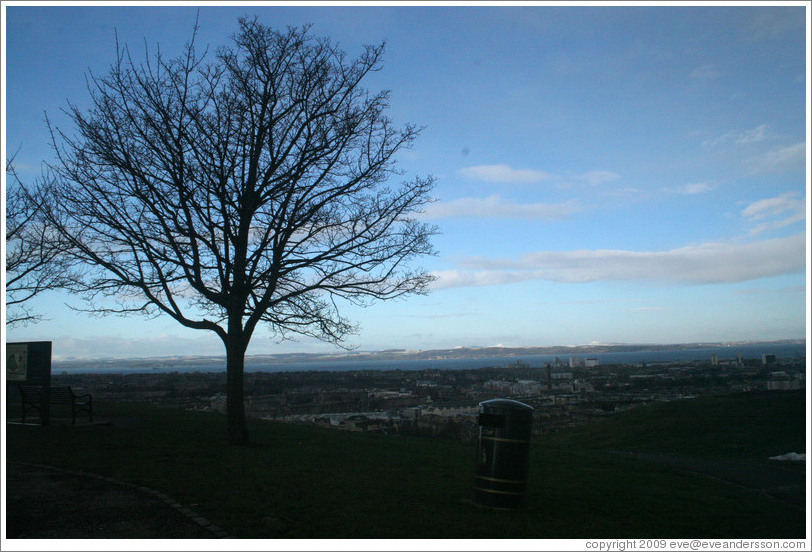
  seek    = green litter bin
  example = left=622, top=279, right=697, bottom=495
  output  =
left=473, top=398, right=534, bottom=508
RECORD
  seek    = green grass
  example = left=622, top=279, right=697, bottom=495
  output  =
left=545, top=391, right=807, bottom=461
left=5, top=391, right=807, bottom=538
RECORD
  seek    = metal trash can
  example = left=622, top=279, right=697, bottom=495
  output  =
left=473, top=398, right=534, bottom=508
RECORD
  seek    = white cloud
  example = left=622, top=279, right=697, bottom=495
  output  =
left=47, top=330, right=346, bottom=360
left=745, top=142, right=806, bottom=174
left=742, top=192, right=804, bottom=220
left=601, top=186, right=643, bottom=199
left=458, top=165, right=621, bottom=190
left=576, top=170, right=620, bottom=186
left=431, top=233, right=806, bottom=289
left=671, top=182, right=715, bottom=195
left=742, top=192, right=806, bottom=235
left=422, top=195, right=581, bottom=220
left=429, top=269, right=527, bottom=289
left=459, top=164, right=553, bottom=183
left=50, top=334, right=224, bottom=360
left=703, top=124, right=772, bottom=147
left=735, top=124, right=770, bottom=144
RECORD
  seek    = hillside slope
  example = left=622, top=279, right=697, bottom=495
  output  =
left=5, top=390, right=806, bottom=538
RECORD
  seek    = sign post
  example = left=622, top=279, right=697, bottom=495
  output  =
left=6, top=341, right=52, bottom=424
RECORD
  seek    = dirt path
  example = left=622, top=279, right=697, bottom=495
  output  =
left=5, top=462, right=225, bottom=539
left=615, top=451, right=806, bottom=509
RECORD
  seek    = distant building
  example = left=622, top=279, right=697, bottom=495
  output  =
left=766, top=379, right=803, bottom=391
left=482, top=376, right=579, bottom=395
left=515, top=380, right=543, bottom=395
left=585, top=358, right=600, bottom=368
left=762, top=354, right=777, bottom=366
left=420, top=404, right=478, bottom=417
left=766, top=370, right=805, bottom=391
left=401, top=407, right=421, bottom=419
left=483, top=380, right=514, bottom=394
left=711, top=354, right=719, bottom=366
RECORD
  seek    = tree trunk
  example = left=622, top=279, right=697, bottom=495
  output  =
left=225, top=336, right=250, bottom=445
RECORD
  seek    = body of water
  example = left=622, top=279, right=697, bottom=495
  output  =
left=54, top=342, right=806, bottom=374
left=242, top=343, right=805, bottom=373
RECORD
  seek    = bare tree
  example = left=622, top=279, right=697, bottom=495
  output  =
left=45, top=18, right=437, bottom=444
left=5, top=156, right=74, bottom=327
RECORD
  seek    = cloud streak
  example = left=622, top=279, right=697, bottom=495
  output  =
left=422, top=195, right=581, bottom=220
left=576, top=170, right=620, bottom=186
left=49, top=334, right=225, bottom=360
left=742, top=192, right=806, bottom=235
left=459, top=164, right=553, bottom=183
left=703, top=124, right=772, bottom=147
left=432, top=233, right=805, bottom=289
left=743, top=192, right=805, bottom=221
left=745, top=142, right=805, bottom=174
left=670, top=182, right=715, bottom=195
left=459, top=164, right=621, bottom=188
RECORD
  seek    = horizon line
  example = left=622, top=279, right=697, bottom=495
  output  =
left=47, top=338, right=807, bottom=363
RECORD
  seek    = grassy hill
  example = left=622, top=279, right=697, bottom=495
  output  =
left=546, top=391, right=806, bottom=460
left=5, top=390, right=807, bottom=538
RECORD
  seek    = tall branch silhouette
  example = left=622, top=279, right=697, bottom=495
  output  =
left=5, top=155, right=75, bottom=327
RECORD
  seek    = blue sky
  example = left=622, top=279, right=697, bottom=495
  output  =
left=3, top=3, right=809, bottom=360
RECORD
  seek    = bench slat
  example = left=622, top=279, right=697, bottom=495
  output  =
left=18, top=385, right=93, bottom=424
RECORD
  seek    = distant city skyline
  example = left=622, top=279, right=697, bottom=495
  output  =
left=4, top=3, right=809, bottom=360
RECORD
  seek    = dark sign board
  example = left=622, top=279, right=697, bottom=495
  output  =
left=7, top=341, right=52, bottom=424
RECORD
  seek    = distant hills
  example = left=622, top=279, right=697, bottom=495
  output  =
left=344, top=340, right=805, bottom=360
left=52, top=339, right=805, bottom=371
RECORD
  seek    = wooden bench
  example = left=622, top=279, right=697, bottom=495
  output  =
left=18, top=385, right=93, bottom=424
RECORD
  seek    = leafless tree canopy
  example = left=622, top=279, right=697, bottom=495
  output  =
left=48, top=19, right=436, bottom=344
left=5, top=158, right=74, bottom=327
left=45, top=18, right=437, bottom=443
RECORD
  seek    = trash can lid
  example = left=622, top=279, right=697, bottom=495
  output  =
left=479, top=398, right=534, bottom=411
